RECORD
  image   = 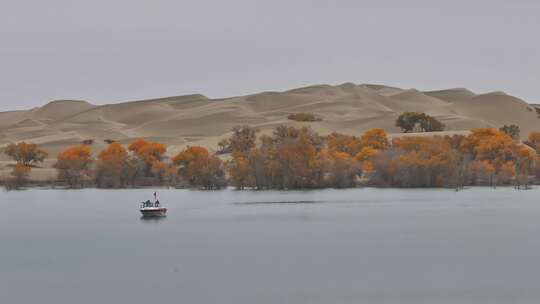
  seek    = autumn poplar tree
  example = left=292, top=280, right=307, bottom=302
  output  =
left=10, top=163, right=31, bottom=189
left=173, top=146, right=225, bottom=189
left=460, top=128, right=519, bottom=186
left=228, top=125, right=259, bottom=154
left=95, top=142, right=130, bottom=188
left=4, top=142, right=48, bottom=166
left=127, top=138, right=167, bottom=181
left=527, top=131, right=540, bottom=152
left=55, top=145, right=93, bottom=188
left=514, top=145, right=534, bottom=189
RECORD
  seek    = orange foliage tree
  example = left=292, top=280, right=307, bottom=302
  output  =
left=228, top=153, right=254, bottom=189
left=469, top=160, right=496, bottom=186
left=355, top=146, right=379, bottom=172
left=460, top=128, right=523, bottom=186
left=128, top=138, right=167, bottom=180
left=10, top=163, right=31, bottom=189
left=528, top=131, right=540, bottom=152
left=95, top=142, right=130, bottom=188
left=370, top=136, right=457, bottom=187
left=228, top=125, right=259, bottom=154
left=172, top=146, right=225, bottom=189
left=327, top=132, right=362, bottom=156
left=514, top=145, right=535, bottom=188
left=324, top=149, right=362, bottom=188
left=128, top=139, right=166, bottom=163
left=4, top=142, right=48, bottom=166
left=526, top=132, right=540, bottom=181
left=355, top=129, right=389, bottom=175
left=360, top=128, right=389, bottom=150
left=55, top=145, right=93, bottom=188
left=266, top=126, right=326, bottom=188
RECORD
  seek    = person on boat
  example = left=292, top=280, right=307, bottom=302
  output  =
left=155, top=200, right=160, bottom=207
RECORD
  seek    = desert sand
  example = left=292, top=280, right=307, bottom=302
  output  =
left=1, top=83, right=539, bottom=179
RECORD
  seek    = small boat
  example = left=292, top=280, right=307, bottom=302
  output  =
left=140, top=192, right=167, bottom=217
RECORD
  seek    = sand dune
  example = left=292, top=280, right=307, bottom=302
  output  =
left=451, top=92, right=539, bottom=135
left=1, top=83, right=539, bottom=167
left=31, top=100, right=95, bottom=121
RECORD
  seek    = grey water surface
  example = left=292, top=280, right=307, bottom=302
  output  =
left=1, top=187, right=539, bottom=304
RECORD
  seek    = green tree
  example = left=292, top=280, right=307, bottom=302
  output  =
left=499, top=124, right=520, bottom=139
left=396, top=112, right=444, bottom=133
left=395, top=112, right=419, bottom=132
left=419, top=114, right=445, bottom=132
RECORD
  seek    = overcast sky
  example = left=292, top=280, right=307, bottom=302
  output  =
left=1, top=0, right=539, bottom=111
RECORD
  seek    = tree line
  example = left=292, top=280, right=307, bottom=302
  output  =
left=224, top=126, right=537, bottom=189
left=3, top=126, right=540, bottom=190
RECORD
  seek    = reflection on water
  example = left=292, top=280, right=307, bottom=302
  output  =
left=232, top=213, right=314, bottom=222
left=233, top=199, right=367, bottom=205
left=139, top=215, right=167, bottom=222
left=234, top=200, right=325, bottom=205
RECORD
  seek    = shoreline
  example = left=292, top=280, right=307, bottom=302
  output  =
left=2, top=184, right=536, bottom=192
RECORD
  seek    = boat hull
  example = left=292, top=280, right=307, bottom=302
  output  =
left=140, top=207, right=167, bottom=217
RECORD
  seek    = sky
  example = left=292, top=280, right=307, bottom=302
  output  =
left=1, top=0, right=539, bottom=111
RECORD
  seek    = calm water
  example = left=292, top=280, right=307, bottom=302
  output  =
left=1, top=188, right=540, bottom=304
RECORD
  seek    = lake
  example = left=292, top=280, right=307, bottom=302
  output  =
left=1, top=187, right=540, bottom=304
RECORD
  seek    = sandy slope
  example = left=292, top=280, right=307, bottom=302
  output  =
left=1, top=83, right=539, bottom=170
